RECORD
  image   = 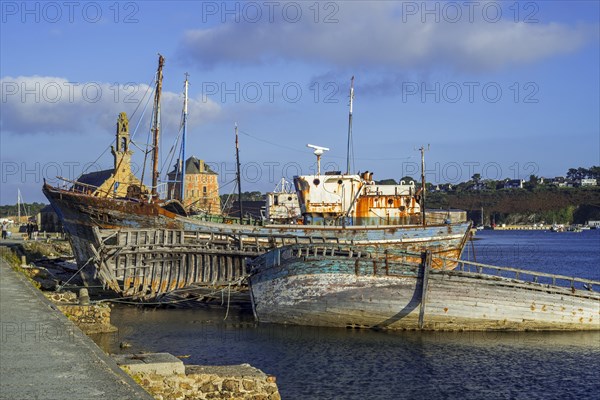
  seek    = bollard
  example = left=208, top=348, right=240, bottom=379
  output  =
left=79, top=288, right=90, bottom=306
left=21, top=255, right=26, bottom=267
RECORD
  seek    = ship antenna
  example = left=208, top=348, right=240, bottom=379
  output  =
left=346, top=76, right=355, bottom=175
left=151, top=54, right=165, bottom=202
left=235, top=123, right=243, bottom=224
left=307, top=144, right=330, bottom=175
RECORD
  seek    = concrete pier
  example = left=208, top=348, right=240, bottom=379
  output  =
left=0, top=256, right=153, bottom=400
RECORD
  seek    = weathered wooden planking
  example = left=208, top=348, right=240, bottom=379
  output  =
left=90, top=222, right=471, bottom=300
left=249, top=248, right=600, bottom=331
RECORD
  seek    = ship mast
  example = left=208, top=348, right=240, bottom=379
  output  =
left=151, top=54, right=165, bottom=201
left=419, top=145, right=430, bottom=226
left=235, top=123, right=243, bottom=223
left=346, top=76, right=355, bottom=175
left=180, top=73, right=189, bottom=203
left=17, top=189, right=21, bottom=222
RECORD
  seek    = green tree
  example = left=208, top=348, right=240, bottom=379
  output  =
left=375, top=178, right=397, bottom=185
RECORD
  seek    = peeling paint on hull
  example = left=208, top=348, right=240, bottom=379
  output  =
left=249, top=252, right=600, bottom=331
left=43, top=183, right=472, bottom=297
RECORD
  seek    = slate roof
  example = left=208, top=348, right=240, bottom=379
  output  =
left=168, top=156, right=217, bottom=177
left=73, top=169, right=114, bottom=190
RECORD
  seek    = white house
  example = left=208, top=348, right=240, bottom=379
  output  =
left=579, top=178, right=597, bottom=187
left=504, top=179, right=524, bottom=189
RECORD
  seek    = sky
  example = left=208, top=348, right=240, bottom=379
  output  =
left=1, top=0, right=599, bottom=205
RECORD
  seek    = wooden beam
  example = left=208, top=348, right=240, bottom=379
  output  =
left=418, top=250, right=432, bottom=329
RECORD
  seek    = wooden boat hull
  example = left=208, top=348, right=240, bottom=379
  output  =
left=249, top=248, right=600, bottom=331
left=43, top=183, right=472, bottom=300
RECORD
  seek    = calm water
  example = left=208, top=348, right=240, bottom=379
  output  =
left=93, top=230, right=600, bottom=400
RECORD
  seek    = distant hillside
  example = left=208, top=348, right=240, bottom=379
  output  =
left=0, top=202, right=48, bottom=218
left=427, top=187, right=600, bottom=225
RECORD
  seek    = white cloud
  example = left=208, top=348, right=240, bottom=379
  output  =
left=0, top=76, right=221, bottom=136
left=177, top=2, right=593, bottom=73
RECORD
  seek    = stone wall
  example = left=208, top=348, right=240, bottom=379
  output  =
left=114, top=353, right=281, bottom=400
left=44, top=291, right=117, bottom=334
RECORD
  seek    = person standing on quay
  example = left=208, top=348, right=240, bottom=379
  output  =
left=1, top=221, right=7, bottom=240
left=26, top=220, right=33, bottom=240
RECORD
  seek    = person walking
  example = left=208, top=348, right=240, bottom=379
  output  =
left=1, top=221, right=8, bottom=240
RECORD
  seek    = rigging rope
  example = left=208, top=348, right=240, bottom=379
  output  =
left=239, top=128, right=411, bottom=161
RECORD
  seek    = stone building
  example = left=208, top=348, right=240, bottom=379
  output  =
left=167, top=156, right=221, bottom=214
left=74, top=112, right=147, bottom=198
left=37, top=205, right=62, bottom=232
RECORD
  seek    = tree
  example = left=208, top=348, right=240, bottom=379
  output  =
left=472, top=173, right=481, bottom=183
left=375, top=178, right=397, bottom=185
left=399, top=176, right=415, bottom=184
left=566, top=168, right=579, bottom=180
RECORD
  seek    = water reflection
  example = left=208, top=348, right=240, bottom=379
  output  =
left=92, top=305, right=600, bottom=400
left=90, top=231, right=600, bottom=399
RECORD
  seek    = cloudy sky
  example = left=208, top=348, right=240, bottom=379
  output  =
left=1, top=1, right=599, bottom=204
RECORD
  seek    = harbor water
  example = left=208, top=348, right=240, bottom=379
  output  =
left=93, top=230, right=600, bottom=399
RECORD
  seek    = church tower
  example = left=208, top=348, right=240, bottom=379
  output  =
left=112, top=112, right=133, bottom=178
left=75, top=111, right=146, bottom=198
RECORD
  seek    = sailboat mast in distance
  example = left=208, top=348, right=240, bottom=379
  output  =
left=235, top=123, right=243, bottom=223
left=346, top=76, right=355, bottom=175
left=151, top=54, right=165, bottom=201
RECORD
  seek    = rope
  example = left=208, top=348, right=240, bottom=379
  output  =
left=56, top=257, right=94, bottom=292
left=129, top=75, right=155, bottom=125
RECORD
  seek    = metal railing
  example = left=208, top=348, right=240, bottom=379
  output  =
left=438, top=256, right=600, bottom=293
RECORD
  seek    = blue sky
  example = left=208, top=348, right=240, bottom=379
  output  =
left=1, top=0, right=599, bottom=204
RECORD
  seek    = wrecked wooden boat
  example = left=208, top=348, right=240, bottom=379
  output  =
left=43, top=59, right=471, bottom=300
left=88, top=221, right=471, bottom=300
left=248, top=246, right=600, bottom=330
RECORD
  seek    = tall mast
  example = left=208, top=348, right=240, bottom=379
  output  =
left=17, top=189, right=21, bottom=222
left=151, top=54, right=165, bottom=201
left=419, top=145, right=430, bottom=226
left=180, top=73, right=189, bottom=203
left=346, top=76, right=355, bottom=175
left=235, top=123, right=243, bottom=223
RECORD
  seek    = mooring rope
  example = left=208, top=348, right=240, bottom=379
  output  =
left=55, top=257, right=94, bottom=292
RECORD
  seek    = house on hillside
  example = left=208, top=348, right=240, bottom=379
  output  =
left=470, top=182, right=487, bottom=191
left=503, top=179, right=524, bottom=189
left=578, top=178, right=597, bottom=187
left=548, top=177, right=567, bottom=187
left=433, top=183, right=454, bottom=192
